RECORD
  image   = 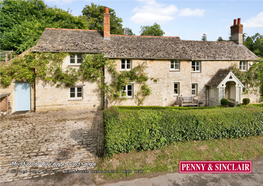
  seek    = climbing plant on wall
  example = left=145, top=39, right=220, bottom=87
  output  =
left=228, top=59, right=263, bottom=94
left=0, top=52, right=153, bottom=105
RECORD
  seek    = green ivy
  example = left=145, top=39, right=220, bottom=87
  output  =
left=0, top=52, right=153, bottom=105
left=229, top=60, right=263, bottom=94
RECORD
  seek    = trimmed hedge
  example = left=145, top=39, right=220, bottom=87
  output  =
left=113, top=106, right=217, bottom=110
left=243, top=98, right=250, bottom=105
left=103, top=106, right=263, bottom=157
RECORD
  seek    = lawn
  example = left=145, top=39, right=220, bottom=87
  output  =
left=94, top=135, right=263, bottom=180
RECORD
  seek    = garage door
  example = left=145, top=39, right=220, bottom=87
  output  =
left=15, top=83, right=31, bottom=111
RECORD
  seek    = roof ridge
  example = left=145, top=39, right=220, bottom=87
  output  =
left=110, top=34, right=180, bottom=39
left=45, top=28, right=101, bottom=32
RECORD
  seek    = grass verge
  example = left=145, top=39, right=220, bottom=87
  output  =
left=94, top=135, right=263, bottom=180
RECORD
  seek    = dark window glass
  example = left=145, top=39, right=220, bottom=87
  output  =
left=121, top=59, right=125, bottom=69
left=70, top=88, right=75, bottom=97
left=77, top=87, right=82, bottom=97
left=70, top=54, right=75, bottom=63
left=127, top=85, right=132, bottom=96
left=77, top=54, right=82, bottom=63
left=127, top=60, right=131, bottom=69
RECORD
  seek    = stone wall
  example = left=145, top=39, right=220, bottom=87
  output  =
left=105, top=59, right=260, bottom=107
left=35, top=55, right=102, bottom=112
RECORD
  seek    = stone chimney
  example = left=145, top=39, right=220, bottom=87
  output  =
left=123, top=28, right=126, bottom=35
left=104, top=7, right=110, bottom=39
left=230, top=18, right=243, bottom=45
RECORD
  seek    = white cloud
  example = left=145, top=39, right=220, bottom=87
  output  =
left=179, top=8, right=205, bottom=17
left=243, top=12, right=263, bottom=28
left=130, top=0, right=178, bottom=24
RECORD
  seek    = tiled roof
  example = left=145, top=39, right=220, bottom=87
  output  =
left=206, top=69, right=231, bottom=87
left=33, top=28, right=259, bottom=60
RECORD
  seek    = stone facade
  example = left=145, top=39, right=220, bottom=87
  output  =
left=105, top=59, right=260, bottom=107
left=34, top=55, right=102, bottom=112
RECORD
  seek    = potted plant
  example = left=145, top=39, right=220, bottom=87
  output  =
left=198, top=98, right=205, bottom=107
left=174, top=100, right=179, bottom=107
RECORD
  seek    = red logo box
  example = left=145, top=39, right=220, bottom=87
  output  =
left=179, top=161, right=252, bottom=173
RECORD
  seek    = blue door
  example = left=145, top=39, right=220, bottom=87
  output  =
left=15, top=83, right=31, bottom=111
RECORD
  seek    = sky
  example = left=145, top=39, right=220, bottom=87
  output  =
left=44, top=0, right=263, bottom=41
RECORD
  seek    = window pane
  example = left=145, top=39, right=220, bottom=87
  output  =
left=121, top=60, right=125, bottom=69
left=70, top=54, right=75, bottom=63
left=70, top=93, right=75, bottom=97
left=77, top=87, right=82, bottom=97
left=77, top=54, right=82, bottom=63
left=192, top=84, right=195, bottom=89
left=70, top=88, right=75, bottom=93
left=127, top=90, right=132, bottom=96
left=70, top=88, right=75, bottom=97
left=127, top=60, right=131, bottom=69
left=196, top=65, right=199, bottom=71
left=77, top=92, right=82, bottom=97
left=174, top=63, right=179, bottom=70
left=127, top=85, right=132, bottom=91
left=192, top=90, right=195, bottom=95
left=123, top=86, right=126, bottom=91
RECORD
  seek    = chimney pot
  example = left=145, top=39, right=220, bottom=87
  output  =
left=234, top=19, right=237, bottom=26
left=104, top=7, right=110, bottom=39
left=105, top=7, right=109, bottom=14
left=237, top=18, right=241, bottom=24
left=123, top=28, right=126, bottom=35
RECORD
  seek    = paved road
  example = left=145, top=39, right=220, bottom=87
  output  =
left=1, top=159, right=262, bottom=186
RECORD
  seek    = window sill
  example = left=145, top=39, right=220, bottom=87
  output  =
left=69, top=64, right=82, bottom=66
left=170, top=70, right=180, bottom=72
left=68, top=98, right=83, bottom=101
left=173, top=94, right=179, bottom=97
left=120, top=69, right=131, bottom=71
left=191, top=71, right=201, bottom=73
left=121, top=96, right=133, bottom=99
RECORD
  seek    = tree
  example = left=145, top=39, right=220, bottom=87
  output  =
left=82, top=3, right=123, bottom=35
left=0, top=0, right=88, bottom=54
left=217, top=36, right=224, bottom=41
left=244, top=33, right=263, bottom=57
left=140, top=23, right=165, bottom=36
left=124, top=27, right=134, bottom=35
left=201, top=34, right=207, bottom=41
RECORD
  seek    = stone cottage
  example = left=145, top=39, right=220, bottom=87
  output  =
left=1, top=7, right=260, bottom=112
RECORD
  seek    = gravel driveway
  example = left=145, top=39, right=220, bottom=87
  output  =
left=0, top=110, right=103, bottom=183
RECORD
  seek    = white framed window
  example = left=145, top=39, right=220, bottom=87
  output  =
left=70, top=54, right=83, bottom=64
left=173, top=82, right=180, bottom=95
left=121, top=59, right=131, bottom=70
left=239, top=61, right=247, bottom=71
left=121, top=84, right=133, bottom=98
left=170, top=60, right=180, bottom=70
left=191, top=83, right=198, bottom=96
left=69, top=87, right=83, bottom=99
left=192, top=61, right=201, bottom=72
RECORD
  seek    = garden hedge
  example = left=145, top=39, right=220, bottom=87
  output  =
left=103, top=106, right=263, bottom=157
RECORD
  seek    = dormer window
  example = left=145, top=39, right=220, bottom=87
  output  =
left=170, top=60, right=180, bottom=71
left=70, top=54, right=82, bottom=64
left=121, top=59, right=131, bottom=70
left=239, top=61, right=247, bottom=71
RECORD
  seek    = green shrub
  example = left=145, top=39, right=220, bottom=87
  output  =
left=243, top=98, right=250, bottom=105
left=103, top=106, right=263, bottom=157
left=221, top=98, right=228, bottom=106
left=113, top=106, right=217, bottom=111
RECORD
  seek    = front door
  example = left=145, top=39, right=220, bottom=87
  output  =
left=15, top=83, right=31, bottom=111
